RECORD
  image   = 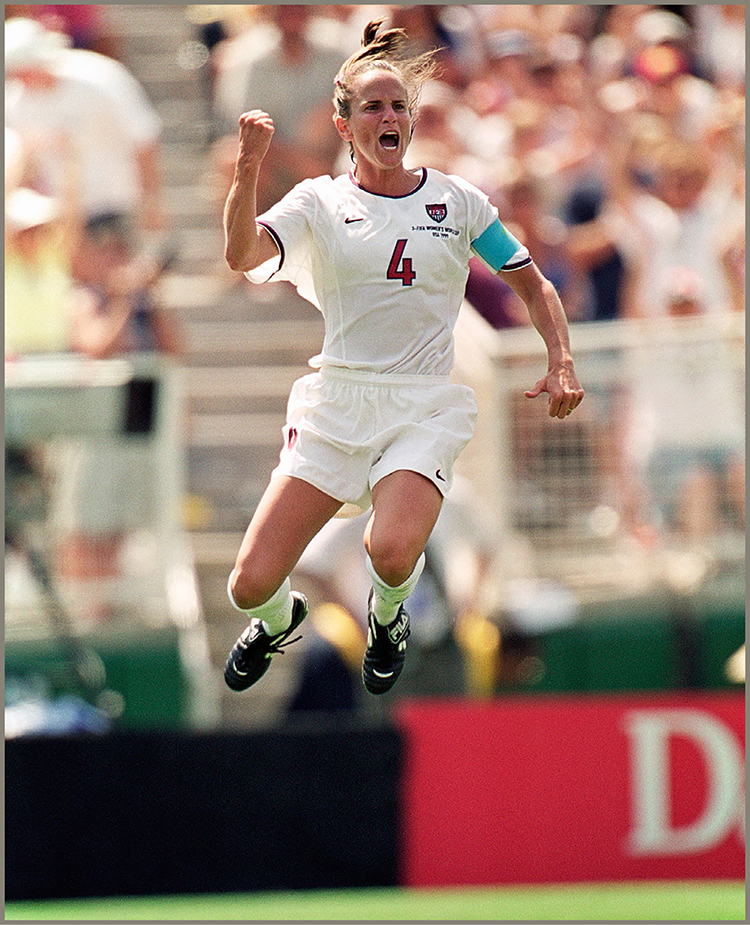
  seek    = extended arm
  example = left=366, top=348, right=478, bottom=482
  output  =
left=223, top=110, right=281, bottom=272
left=502, top=261, right=585, bottom=419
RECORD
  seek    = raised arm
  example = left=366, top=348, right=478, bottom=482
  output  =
left=223, top=110, right=280, bottom=273
left=502, top=261, right=584, bottom=419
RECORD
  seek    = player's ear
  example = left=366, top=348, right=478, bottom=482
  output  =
left=334, top=114, right=353, bottom=142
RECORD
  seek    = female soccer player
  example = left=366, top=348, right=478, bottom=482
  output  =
left=222, top=20, right=584, bottom=696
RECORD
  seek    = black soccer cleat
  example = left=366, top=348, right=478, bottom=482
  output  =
left=224, top=592, right=308, bottom=691
left=362, top=592, right=410, bottom=695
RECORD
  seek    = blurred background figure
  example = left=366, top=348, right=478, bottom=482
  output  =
left=208, top=5, right=348, bottom=220
left=403, top=78, right=473, bottom=177
left=623, top=265, right=745, bottom=547
left=493, top=168, right=576, bottom=319
left=611, top=134, right=742, bottom=320
left=5, top=186, right=75, bottom=358
left=4, top=4, right=120, bottom=57
left=291, top=482, right=493, bottom=707
left=68, top=212, right=181, bottom=360
left=386, top=4, right=480, bottom=91
left=5, top=16, right=166, bottom=242
left=693, top=4, right=746, bottom=93
left=52, top=212, right=182, bottom=591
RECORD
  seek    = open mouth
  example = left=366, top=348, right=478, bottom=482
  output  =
left=379, top=132, right=400, bottom=150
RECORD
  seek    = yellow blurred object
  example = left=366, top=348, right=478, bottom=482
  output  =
left=455, top=611, right=501, bottom=698
left=182, top=493, right=214, bottom=530
left=725, top=644, right=745, bottom=684
left=310, top=603, right=366, bottom=673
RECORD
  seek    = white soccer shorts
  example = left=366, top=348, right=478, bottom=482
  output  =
left=272, top=367, right=477, bottom=512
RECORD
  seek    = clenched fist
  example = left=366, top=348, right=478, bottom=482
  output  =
left=237, top=110, right=275, bottom=169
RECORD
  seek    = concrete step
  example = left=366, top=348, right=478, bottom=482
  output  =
left=164, top=188, right=217, bottom=232
left=189, top=412, right=283, bottom=448
left=186, top=365, right=307, bottom=415
left=186, top=442, right=280, bottom=527
left=94, top=3, right=329, bottom=730
left=184, top=319, right=324, bottom=365
left=172, top=226, right=225, bottom=273
left=102, top=5, right=192, bottom=41
left=160, top=147, right=212, bottom=189
left=191, top=531, right=242, bottom=568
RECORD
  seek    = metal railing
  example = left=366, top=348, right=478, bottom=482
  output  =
left=5, top=353, right=219, bottom=728
left=453, top=307, right=745, bottom=610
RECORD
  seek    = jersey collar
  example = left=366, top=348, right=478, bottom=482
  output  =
left=348, top=166, right=427, bottom=198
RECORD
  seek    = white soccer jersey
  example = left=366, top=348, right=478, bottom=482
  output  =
left=246, top=167, right=529, bottom=376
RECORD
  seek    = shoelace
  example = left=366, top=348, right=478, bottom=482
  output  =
left=266, top=633, right=303, bottom=654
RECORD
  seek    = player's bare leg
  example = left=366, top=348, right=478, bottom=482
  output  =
left=232, top=475, right=342, bottom=609
left=224, top=476, right=342, bottom=690
left=361, top=470, right=443, bottom=693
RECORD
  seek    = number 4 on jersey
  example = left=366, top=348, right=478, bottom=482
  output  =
left=387, top=239, right=416, bottom=287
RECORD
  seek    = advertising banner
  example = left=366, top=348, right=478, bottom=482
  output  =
left=396, top=692, right=744, bottom=886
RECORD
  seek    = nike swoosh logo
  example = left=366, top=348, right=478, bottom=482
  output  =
left=345, top=217, right=364, bottom=223
left=435, top=470, right=446, bottom=482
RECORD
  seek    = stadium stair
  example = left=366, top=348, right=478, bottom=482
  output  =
left=103, top=6, right=325, bottom=728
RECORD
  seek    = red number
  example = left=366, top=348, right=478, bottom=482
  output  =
left=387, top=239, right=416, bottom=287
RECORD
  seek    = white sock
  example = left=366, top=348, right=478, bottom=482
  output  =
left=365, top=553, right=425, bottom=626
left=227, top=571, right=294, bottom=636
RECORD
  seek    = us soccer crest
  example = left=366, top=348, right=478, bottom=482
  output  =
left=426, top=203, right=447, bottom=223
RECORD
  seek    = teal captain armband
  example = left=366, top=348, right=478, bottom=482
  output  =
left=471, top=218, right=529, bottom=273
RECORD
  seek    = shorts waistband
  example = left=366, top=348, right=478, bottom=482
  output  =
left=317, top=365, right=450, bottom=388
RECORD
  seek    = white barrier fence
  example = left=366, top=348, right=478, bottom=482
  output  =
left=453, top=307, right=745, bottom=611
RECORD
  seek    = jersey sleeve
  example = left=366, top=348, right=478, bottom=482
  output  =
left=471, top=218, right=532, bottom=273
left=243, top=225, right=283, bottom=284
left=243, top=179, right=318, bottom=300
left=245, top=180, right=316, bottom=283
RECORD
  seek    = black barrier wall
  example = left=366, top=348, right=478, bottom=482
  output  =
left=6, top=722, right=402, bottom=900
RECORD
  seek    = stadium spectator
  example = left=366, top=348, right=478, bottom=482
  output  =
left=403, top=78, right=471, bottom=176
left=493, top=169, right=576, bottom=318
left=5, top=17, right=165, bottom=238
left=693, top=4, right=745, bottom=92
left=466, top=27, right=536, bottom=119
left=68, top=213, right=181, bottom=359
left=463, top=255, right=527, bottom=330
left=5, top=186, right=75, bottom=357
left=562, top=170, right=629, bottom=323
left=4, top=4, right=120, bottom=58
left=5, top=125, right=25, bottom=195
left=51, top=211, right=181, bottom=586
left=210, top=5, right=349, bottom=217
left=292, top=485, right=492, bottom=701
left=286, top=601, right=366, bottom=715
left=463, top=166, right=579, bottom=329
left=622, top=267, right=745, bottom=545
left=387, top=4, right=476, bottom=90
left=596, top=9, right=718, bottom=144
left=611, top=134, right=741, bottom=319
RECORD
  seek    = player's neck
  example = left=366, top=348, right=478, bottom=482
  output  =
left=352, top=165, right=422, bottom=198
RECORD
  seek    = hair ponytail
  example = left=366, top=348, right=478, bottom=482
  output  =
left=333, top=18, right=438, bottom=121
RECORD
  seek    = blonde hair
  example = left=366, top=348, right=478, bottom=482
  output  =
left=333, top=19, right=439, bottom=122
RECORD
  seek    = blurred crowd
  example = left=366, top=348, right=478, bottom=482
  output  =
left=4, top=6, right=182, bottom=610
left=5, top=6, right=178, bottom=360
left=5, top=3, right=745, bottom=346
left=196, top=3, right=745, bottom=323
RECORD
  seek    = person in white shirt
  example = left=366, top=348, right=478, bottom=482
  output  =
left=222, top=19, right=583, bottom=696
left=5, top=17, right=164, bottom=233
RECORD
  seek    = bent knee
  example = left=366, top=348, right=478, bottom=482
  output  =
left=366, top=539, right=422, bottom=588
left=229, top=564, right=281, bottom=611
